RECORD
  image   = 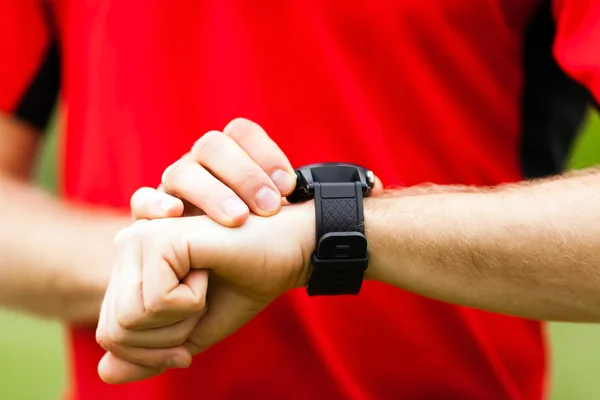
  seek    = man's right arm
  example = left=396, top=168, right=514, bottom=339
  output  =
left=0, top=113, right=131, bottom=324
left=0, top=1, right=135, bottom=324
left=0, top=116, right=299, bottom=324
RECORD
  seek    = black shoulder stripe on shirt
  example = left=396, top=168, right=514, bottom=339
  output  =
left=519, top=0, right=596, bottom=180
left=14, top=0, right=61, bottom=133
left=14, top=39, right=61, bottom=133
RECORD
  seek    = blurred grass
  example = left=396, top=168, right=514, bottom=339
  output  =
left=0, top=117, right=66, bottom=400
left=0, top=111, right=598, bottom=399
left=550, top=110, right=600, bottom=400
left=0, top=310, right=66, bottom=400
left=0, top=113, right=66, bottom=400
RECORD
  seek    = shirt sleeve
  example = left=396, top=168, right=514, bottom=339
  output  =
left=0, top=0, right=60, bottom=131
left=552, top=0, right=600, bottom=105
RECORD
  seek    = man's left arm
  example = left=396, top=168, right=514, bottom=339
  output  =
left=97, top=165, right=600, bottom=385
left=96, top=158, right=600, bottom=384
left=364, top=166, right=600, bottom=322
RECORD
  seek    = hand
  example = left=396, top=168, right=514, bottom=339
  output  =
left=96, top=202, right=315, bottom=384
left=130, top=118, right=297, bottom=226
left=98, top=116, right=385, bottom=383
left=94, top=118, right=296, bottom=375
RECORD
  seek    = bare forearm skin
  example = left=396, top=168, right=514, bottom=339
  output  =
left=0, top=175, right=129, bottom=324
left=364, top=167, right=600, bottom=322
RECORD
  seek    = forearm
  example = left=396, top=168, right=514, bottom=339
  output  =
left=365, top=167, right=600, bottom=322
left=0, top=174, right=129, bottom=324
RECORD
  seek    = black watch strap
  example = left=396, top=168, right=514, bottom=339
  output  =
left=308, top=181, right=368, bottom=296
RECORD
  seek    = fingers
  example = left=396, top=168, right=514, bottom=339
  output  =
left=141, top=228, right=208, bottom=322
left=131, top=187, right=184, bottom=221
left=112, top=223, right=147, bottom=327
left=101, top=344, right=191, bottom=368
left=112, top=221, right=208, bottom=328
left=161, top=156, right=251, bottom=226
left=183, top=278, right=269, bottom=355
left=98, top=352, right=169, bottom=385
left=191, top=130, right=284, bottom=216
left=112, top=227, right=207, bottom=330
left=97, top=243, right=174, bottom=384
left=102, top=314, right=204, bottom=349
left=98, top=345, right=192, bottom=384
left=155, top=184, right=206, bottom=218
left=222, top=118, right=296, bottom=196
left=97, top=222, right=210, bottom=384
left=160, top=119, right=296, bottom=224
left=142, top=171, right=381, bottom=223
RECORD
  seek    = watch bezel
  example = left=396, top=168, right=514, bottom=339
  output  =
left=287, top=162, right=374, bottom=203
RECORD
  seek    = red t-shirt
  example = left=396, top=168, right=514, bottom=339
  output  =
left=2, top=1, right=600, bottom=399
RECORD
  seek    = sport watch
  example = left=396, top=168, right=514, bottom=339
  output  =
left=286, top=162, right=375, bottom=296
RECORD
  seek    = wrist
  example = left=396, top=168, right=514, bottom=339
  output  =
left=362, top=196, right=403, bottom=284
left=292, top=196, right=379, bottom=290
left=58, top=214, right=128, bottom=324
left=289, top=201, right=316, bottom=288
left=363, top=198, right=379, bottom=281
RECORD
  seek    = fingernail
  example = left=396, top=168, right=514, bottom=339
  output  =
left=222, top=197, right=248, bottom=218
left=159, top=197, right=180, bottom=211
left=255, top=186, right=281, bottom=214
left=166, top=357, right=189, bottom=369
left=271, top=169, right=295, bottom=195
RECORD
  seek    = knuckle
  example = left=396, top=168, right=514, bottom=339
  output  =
left=144, top=295, right=166, bottom=316
left=162, top=162, right=189, bottom=193
left=188, top=296, right=206, bottom=314
left=113, top=226, right=134, bottom=247
left=96, top=327, right=110, bottom=349
left=191, top=130, right=225, bottom=158
left=96, top=336, right=113, bottom=353
left=223, top=117, right=258, bottom=141
left=128, top=219, right=151, bottom=239
left=223, top=117, right=247, bottom=137
left=107, top=326, right=128, bottom=346
left=235, top=167, right=264, bottom=189
left=115, top=310, right=139, bottom=331
left=131, top=218, right=150, bottom=229
left=143, top=217, right=163, bottom=232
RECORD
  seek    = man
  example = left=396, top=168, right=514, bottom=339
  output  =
left=0, top=0, right=598, bottom=399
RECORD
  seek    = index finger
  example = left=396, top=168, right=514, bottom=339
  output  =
left=221, top=118, right=296, bottom=196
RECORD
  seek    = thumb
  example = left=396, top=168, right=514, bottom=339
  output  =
left=131, top=187, right=184, bottom=221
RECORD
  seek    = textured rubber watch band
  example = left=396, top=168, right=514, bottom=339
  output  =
left=308, top=182, right=368, bottom=296
left=317, top=183, right=364, bottom=236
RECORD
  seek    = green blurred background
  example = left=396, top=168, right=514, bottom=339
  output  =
left=0, top=110, right=598, bottom=399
